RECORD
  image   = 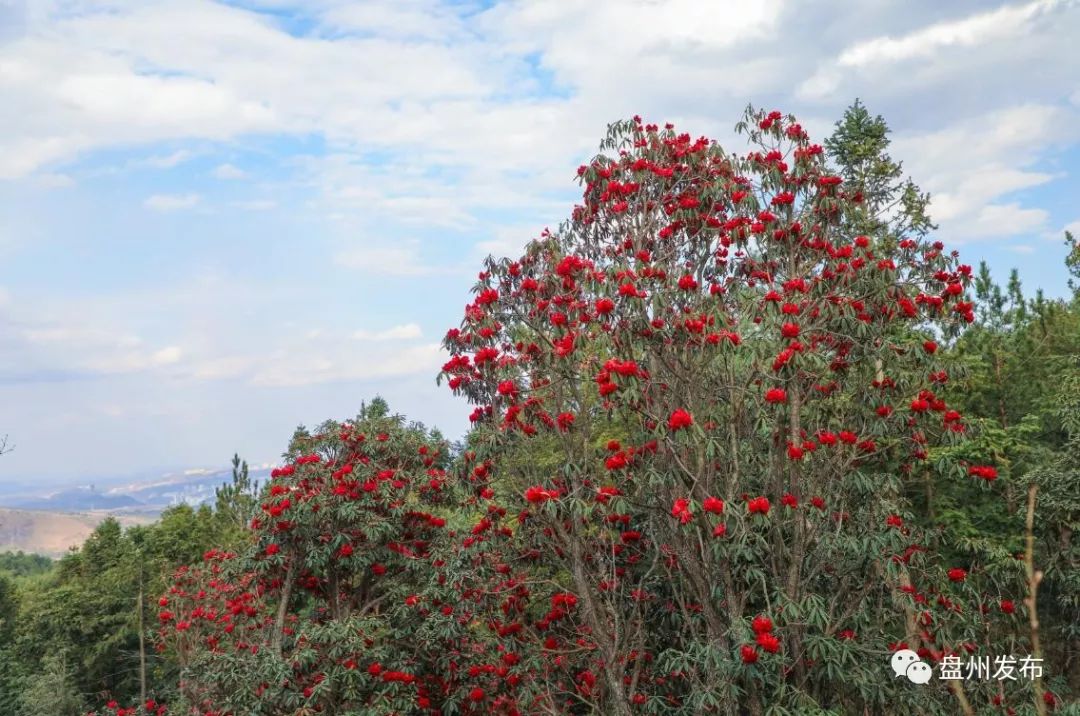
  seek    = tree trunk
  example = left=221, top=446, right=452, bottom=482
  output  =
left=1025, top=484, right=1047, bottom=716
left=272, top=556, right=298, bottom=658
left=138, top=576, right=147, bottom=707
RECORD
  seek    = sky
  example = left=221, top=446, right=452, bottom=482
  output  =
left=1, top=0, right=1079, bottom=483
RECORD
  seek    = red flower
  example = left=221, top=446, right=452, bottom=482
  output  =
left=740, top=645, right=759, bottom=664
left=748, top=496, right=771, bottom=515
left=595, top=297, right=615, bottom=314
left=668, top=408, right=694, bottom=431
left=712, top=523, right=727, bottom=538
left=1000, top=599, right=1015, bottom=614
left=781, top=322, right=800, bottom=338
left=765, top=388, right=787, bottom=404
left=923, top=340, right=938, bottom=354
left=596, top=485, right=621, bottom=503
left=604, top=452, right=628, bottom=471
left=677, top=274, right=698, bottom=291
left=751, top=615, right=773, bottom=633
left=702, top=496, right=724, bottom=514
left=968, top=465, right=998, bottom=481
left=469, top=688, right=485, bottom=702
left=756, top=632, right=781, bottom=653
left=947, top=567, right=967, bottom=583
left=371, top=563, right=387, bottom=576
left=786, top=443, right=804, bottom=460
left=781, top=493, right=797, bottom=509
left=552, top=592, right=578, bottom=609
left=265, top=543, right=280, bottom=556
left=525, top=486, right=559, bottom=503
left=337, top=543, right=354, bottom=558
left=671, top=498, right=693, bottom=524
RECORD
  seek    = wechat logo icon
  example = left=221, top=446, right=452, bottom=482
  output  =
left=891, top=649, right=932, bottom=685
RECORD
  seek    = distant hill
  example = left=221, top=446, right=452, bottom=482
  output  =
left=107, top=466, right=270, bottom=508
left=0, top=466, right=272, bottom=513
left=7, top=487, right=144, bottom=511
left=0, top=464, right=273, bottom=555
left=0, top=508, right=155, bottom=557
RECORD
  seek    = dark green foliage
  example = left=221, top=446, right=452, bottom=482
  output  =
left=0, top=551, right=53, bottom=578
left=0, top=456, right=261, bottom=710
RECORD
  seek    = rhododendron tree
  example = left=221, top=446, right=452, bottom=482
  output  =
left=141, top=400, right=480, bottom=715
left=437, top=107, right=1030, bottom=714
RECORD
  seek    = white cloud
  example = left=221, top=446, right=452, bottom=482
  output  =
left=8, top=316, right=179, bottom=378
left=30, top=172, right=75, bottom=188
left=212, top=162, right=247, bottom=179
left=317, top=0, right=473, bottom=41
left=187, top=355, right=255, bottom=381
left=140, top=149, right=194, bottom=169
left=353, top=323, right=422, bottom=341
left=144, top=193, right=200, bottom=211
left=334, top=245, right=442, bottom=276
left=473, top=223, right=547, bottom=261
left=232, top=199, right=276, bottom=210
left=956, top=203, right=1049, bottom=240
left=152, top=346, right=183, bottom=365
left=893, top=104, right=1075, bottom=241
left=799, top=0, right=1077, bottom=101
left=837, top=0, right=1066, bottom=67
left=248, top=342, right=443, bottom=387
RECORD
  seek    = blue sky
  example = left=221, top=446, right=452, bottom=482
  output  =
left=1, top=0, right=1079, bottom=482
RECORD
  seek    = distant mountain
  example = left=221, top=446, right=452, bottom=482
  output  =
left=0, top=464, right=273, bottom=556
left=8, top=487, right=144, bottom=512
left=109, top=466, right=271, bottom=509
left=0, top=507, right=154, bottom=557
left=0, top=465, right=272, bottom=514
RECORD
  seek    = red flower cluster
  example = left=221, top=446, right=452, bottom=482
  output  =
left=747, top=496, right=771, bottom=515
left=524, top=485, right=560, bottom=503
left=670, top=498, right=693, bottom=524
left=968, top=465, right=998, bottom=481
left=742, top=614, right=780, bottom=663
left=765, top=388, right=787, bottom=404
left=702, top=496, right=724, bottom=514
left=668, top=408, right=694, bottom=431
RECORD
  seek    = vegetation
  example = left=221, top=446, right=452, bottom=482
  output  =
left=0, top=103, right=1076, bottom=715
